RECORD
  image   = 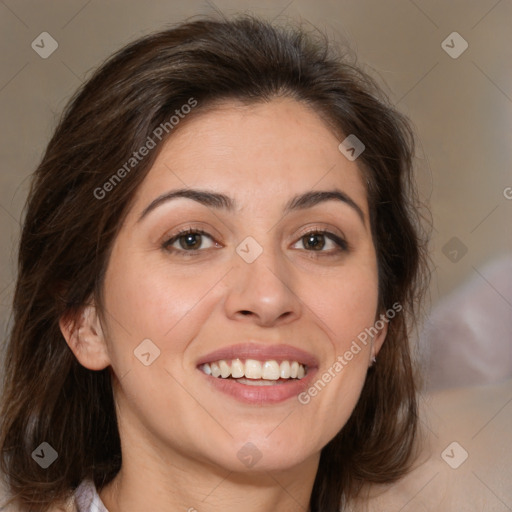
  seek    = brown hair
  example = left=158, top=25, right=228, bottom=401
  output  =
left=0, top=14, right=429, bottom=512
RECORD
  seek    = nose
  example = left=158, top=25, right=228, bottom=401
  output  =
left=223, top=241, right=302, bottom=327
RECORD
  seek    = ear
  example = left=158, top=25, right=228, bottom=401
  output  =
left=371, top=313, right=389, bottom=361
left=59, top=303, right=111, bottom=370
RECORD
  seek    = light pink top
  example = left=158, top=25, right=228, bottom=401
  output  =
left=74, top=480, right=109, bottom=512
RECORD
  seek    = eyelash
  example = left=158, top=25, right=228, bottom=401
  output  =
left=162, top=227, right=348, bottom=257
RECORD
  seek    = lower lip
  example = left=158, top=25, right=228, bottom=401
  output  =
left=198, top=368, right=318, bottom=404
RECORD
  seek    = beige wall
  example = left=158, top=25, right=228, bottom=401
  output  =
left=1, top=0, right=511, bottom=351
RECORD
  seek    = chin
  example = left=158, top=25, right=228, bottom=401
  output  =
left=196, top=431, right=319, bottom=474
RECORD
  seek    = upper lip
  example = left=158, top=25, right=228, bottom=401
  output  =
left=196, top=342, right=319, bottom=368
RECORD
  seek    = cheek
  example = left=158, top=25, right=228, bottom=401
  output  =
left=305, top=261, right=380, bottom=350
left=101, top=246, right=234, bottom=374
left=296, top=272, right=378, bottom=445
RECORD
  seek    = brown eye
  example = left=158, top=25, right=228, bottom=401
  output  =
left=303, top=232, right=326, bottom=251
left=162, top=229, right=216, bottom=253
left=293, top=229, right=348, bottom=254
left=178, top=232, right=203, bottom=250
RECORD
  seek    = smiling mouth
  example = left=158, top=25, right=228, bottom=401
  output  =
left=199, top=358, right=307, bottom=386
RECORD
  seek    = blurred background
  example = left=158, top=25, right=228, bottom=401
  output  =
left=1, top=0, right=511, bottom=391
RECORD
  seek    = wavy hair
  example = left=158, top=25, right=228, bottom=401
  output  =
left=0, top=14, right=429, bottom=511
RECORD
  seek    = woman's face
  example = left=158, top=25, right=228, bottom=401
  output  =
left=94, top=98, right=385, bottom=473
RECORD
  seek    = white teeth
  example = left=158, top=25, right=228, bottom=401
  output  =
left=219, top=360, right=230, bottom=378
left=210, top=361, right=221, bottom=378
left=236, top=378, right=278, bottom=386
left=280, top=361, right=291, bottom=379
left=231, top=358, right=244, bottom=378
left=262, top=360, right=280, bottom=380
left=244, top=359, right=262, bottom=379
left=200, top=359, right=307, bottom=380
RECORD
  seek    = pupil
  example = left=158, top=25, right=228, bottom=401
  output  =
left=306, top=233, right=324, bottom=250
left=181, top=233, right=200, bottom=250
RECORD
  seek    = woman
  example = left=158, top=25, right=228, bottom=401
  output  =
left=0, top=14, right=428, bottom=512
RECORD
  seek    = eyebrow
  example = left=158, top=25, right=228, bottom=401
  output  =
left=137, top=188, right=365, bottom=224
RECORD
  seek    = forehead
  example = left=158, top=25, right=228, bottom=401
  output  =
left=132, top=98, right=368, bottom=216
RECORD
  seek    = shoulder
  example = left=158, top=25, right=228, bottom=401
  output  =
left=360, top=378, right=512, bottom=511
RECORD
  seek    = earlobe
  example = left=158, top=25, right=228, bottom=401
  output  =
left=59, top=304, right=111, bottom=371
left=370, top=315, right=389, bottom=366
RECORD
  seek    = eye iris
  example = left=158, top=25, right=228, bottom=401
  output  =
left=304, top=233, right=325, bottom=250
left=180, top=233, right=202, bottom=250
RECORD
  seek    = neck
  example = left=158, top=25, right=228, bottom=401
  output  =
left=100, top=451, right=318, bottom=512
